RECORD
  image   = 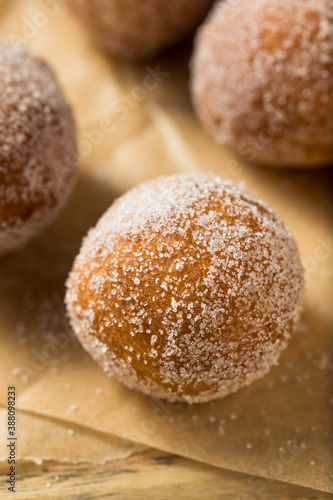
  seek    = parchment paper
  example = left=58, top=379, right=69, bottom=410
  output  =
left=0, top=0, right=332, bottom=494
left=0, top=407, right=143, bottom=464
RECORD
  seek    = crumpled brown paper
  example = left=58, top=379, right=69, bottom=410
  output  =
left=0, top=0, right=332, bottom=494
left=0, top=407, right=144, bottom=464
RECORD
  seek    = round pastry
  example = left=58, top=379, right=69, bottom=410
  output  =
left=66, top=174, right=304, bottom=403
left=191, top=0, right=333, bottom=168
left=67, top=0, right=214, bottom=59
left=0, top=39, right=77, bottom=257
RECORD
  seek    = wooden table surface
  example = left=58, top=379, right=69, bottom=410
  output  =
left=1, top=448, right=332, bottom=500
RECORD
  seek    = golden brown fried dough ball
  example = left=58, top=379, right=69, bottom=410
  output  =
left=67, top=0, right=214, bottom=59
left=191, top=0, right=333, bottom=168
left=0, top=39, right=77, bottom=257
left=66, top=174, right=304, bottom=403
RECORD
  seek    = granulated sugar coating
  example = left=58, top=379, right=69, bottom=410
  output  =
left=0, top=39, right=77, bottom=257
left=66, top=174, right=304, bottom=403
left=67, top=0, right=214, bottom=59
left=191, top=0, right=333, bottom=168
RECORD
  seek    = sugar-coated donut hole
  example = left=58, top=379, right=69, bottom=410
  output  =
left=66, top=174, right=304, bottom=403
left=67, top=0, right=214, bottom=59
left=191, top=0, right=333, bottom=168
left=0, top=39, right=77, bottom=256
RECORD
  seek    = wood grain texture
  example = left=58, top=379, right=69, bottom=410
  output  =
left=1, top=449, right=332, bottom=500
